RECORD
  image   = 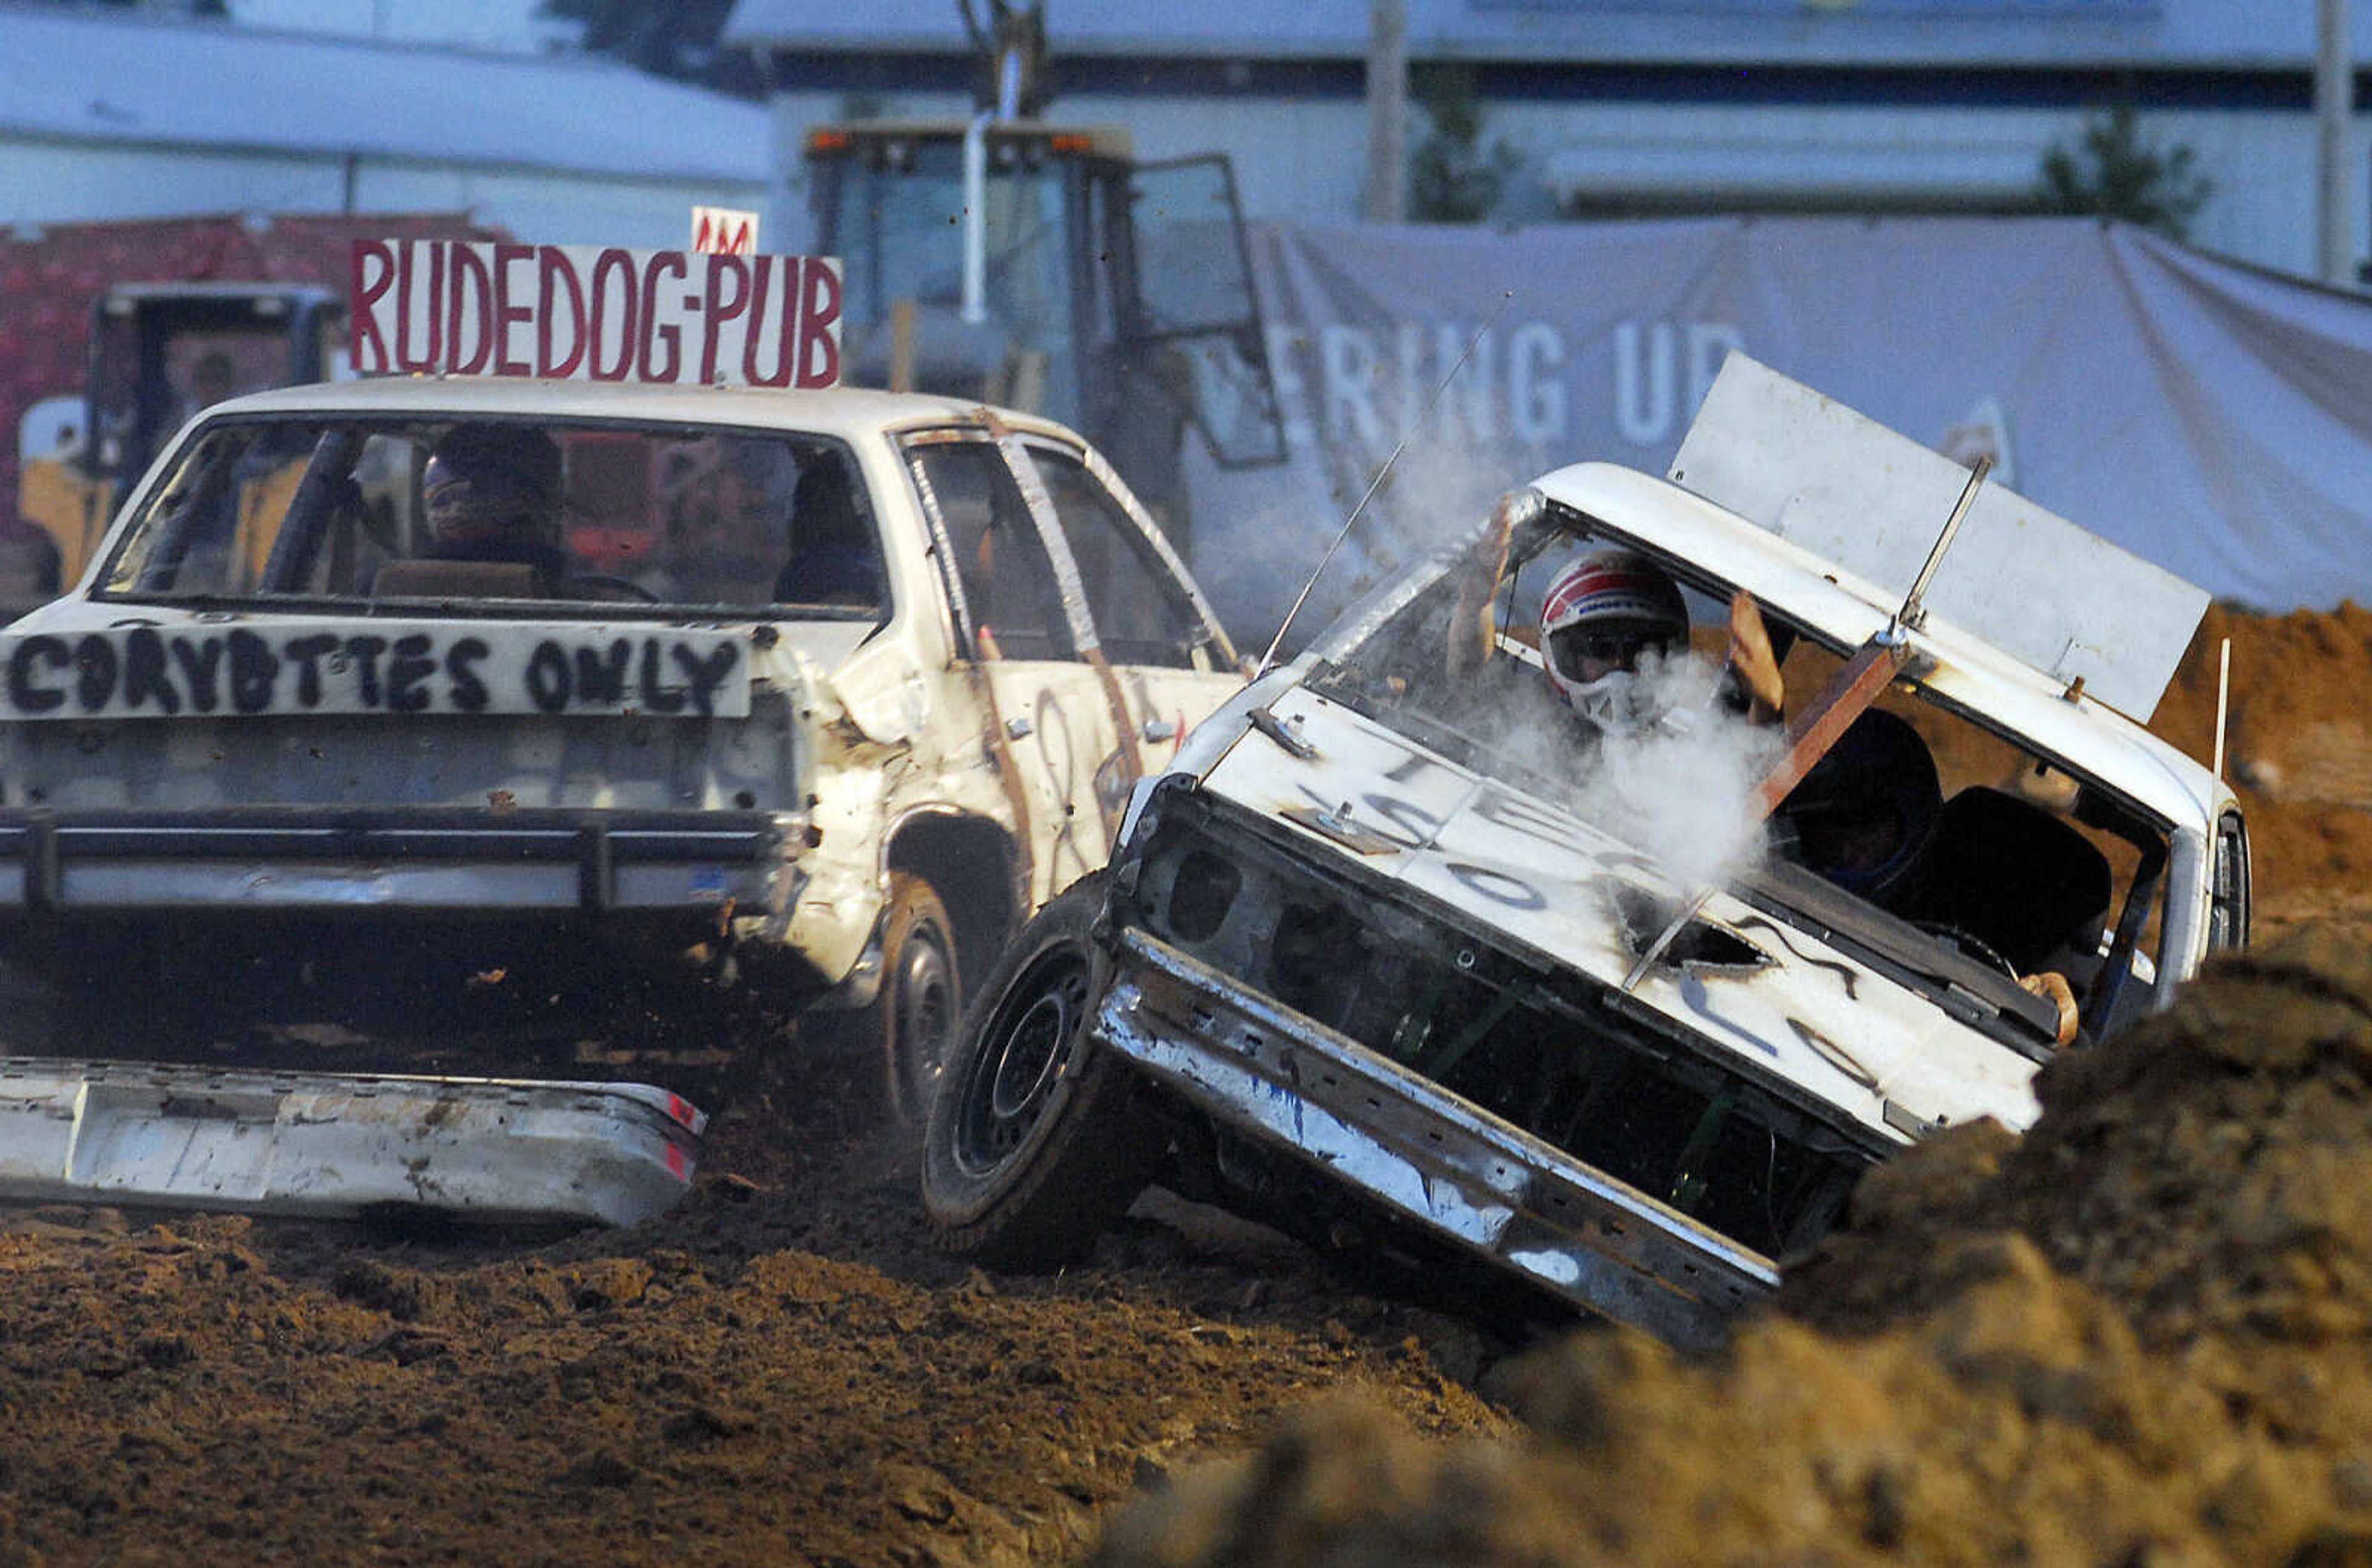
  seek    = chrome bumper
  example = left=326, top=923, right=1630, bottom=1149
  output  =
left=0, top=808, right=785, bottom=915
left=1094, top=927, right=1779, bottom=1350
left=0, top=1057, right=705, bottom=1226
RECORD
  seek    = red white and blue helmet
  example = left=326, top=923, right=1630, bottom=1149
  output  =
left=1538, top=549, right=1688, bottom=724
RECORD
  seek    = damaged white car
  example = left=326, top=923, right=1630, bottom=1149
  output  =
left=0, top=372, right=1242, bottom=1221
left=922, top=356, right=2250, bottom=1348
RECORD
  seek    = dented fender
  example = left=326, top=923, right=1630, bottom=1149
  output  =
left=762, top=640, right=911, bottom=989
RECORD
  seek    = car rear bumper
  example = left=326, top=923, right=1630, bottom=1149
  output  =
left=0, top=807, right=787, bottom=916
left=1093, top=925, right=1779, bottom=1351
left=0, top=1057, right=706, bottom=1226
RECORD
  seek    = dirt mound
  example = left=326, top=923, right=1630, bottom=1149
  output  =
left=4, top=604, right=2370, bottom=1567
left=2158, top=603, right=2372, bottom=931
left=1091, top=924, right=2372, bottom=1568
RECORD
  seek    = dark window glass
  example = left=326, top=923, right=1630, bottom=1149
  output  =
left=96, top=416, right=880, bottom=618
left=906, top=441, right=1072, bottom=660
left=1032, top=447, right=1203, bottom=669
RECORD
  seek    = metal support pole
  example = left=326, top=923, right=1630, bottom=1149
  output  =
left=962, top=111, right=991, bottom=325
left=2318, top=0, right=2355, bottom=285
left=1363, top=0, right=1407, bottom=222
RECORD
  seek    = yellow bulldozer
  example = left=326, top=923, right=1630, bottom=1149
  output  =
left=19, top=282, right=343, bottom=592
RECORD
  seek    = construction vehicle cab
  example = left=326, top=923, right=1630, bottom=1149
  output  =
left=804, top=119, right=1284, bottom=552
left=19, top=282, right=342, bottom=590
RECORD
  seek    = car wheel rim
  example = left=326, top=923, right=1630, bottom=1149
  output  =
left=894, top=925, right=954, bottom=1107
left=954, top=946, right=1088, bottom=1176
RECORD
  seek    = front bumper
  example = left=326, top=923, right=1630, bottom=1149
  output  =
left=0, top=807, right=786, bottom=916
left=1093, top=926, right=1780, bottom=1351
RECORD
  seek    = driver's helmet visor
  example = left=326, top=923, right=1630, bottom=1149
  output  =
left=1546, top=618, right=1676, bottom=684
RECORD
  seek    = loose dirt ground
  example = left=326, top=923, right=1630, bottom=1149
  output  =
left=0, top=1040, right=1511, bottom=1568
left=1, top=605, right=2368, bottom=1568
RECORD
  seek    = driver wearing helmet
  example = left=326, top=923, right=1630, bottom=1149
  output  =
left=1528, top=551, right=2080, bottom=1043
left=421, top=426, right=567, bottom=590
left=1536, top=548, right=1786, bottom=734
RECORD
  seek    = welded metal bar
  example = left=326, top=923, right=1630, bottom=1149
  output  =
left=1894, top=453, right=1990, bottom=634
left=1748, top=635, right=1914, bottom=819
left=1624, top=631, right=1911, bottom=992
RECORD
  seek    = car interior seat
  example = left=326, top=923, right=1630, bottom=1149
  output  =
left=1896, top=784, right=2114, bottom=977
left=772, top=459, right=883, bottom=607
left=371, top=558, right=541, bottom=600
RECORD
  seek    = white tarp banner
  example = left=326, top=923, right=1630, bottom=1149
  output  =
left=1188, top=217, right=2372, bottom=648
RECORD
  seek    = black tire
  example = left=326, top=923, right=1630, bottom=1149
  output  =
left=834, top=872, right=962, bottom=1127
left=921, top=873, right=1151, bottom=1268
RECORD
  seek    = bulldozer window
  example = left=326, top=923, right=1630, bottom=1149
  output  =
left=822, top=138, right=1081, bottom=421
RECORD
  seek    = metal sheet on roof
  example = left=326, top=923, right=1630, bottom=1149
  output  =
left=0, top=9, right=766, bottom=182
left=722, top=0, right=2327, bottom=68
left=1668, top=353, right=2208, bottom=720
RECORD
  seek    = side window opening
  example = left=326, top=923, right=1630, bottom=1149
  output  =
left=1028, top=443, right=1207, bottom=670
left=903, top=438, right=1074, bottom=661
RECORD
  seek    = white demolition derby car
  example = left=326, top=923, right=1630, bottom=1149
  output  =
left=0, top=374, right=1243, bottom=1223
left=923, top=356, right=2251, bottom=1347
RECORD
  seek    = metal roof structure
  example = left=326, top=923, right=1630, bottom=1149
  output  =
left=721, top=0, right=2357, bottom=70
left=2, top=2, right=766, bottom=182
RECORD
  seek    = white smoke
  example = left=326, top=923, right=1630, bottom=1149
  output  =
left=1188, top=353, right=1785, bottom=894
left=1516, top=643, right=1785, bottom=894
left=1188, top=370, right=1537, bottom=658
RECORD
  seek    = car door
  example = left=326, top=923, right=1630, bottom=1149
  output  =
left=899, top=423, right=1129, bottom=908
left=1022, top=435, right=1244, bottom=800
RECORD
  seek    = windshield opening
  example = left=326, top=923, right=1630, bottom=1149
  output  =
left=815, top=137, right=1082, bottom=424
left=1306, top=506, right=2176, bottom=1053
left=99, top=416, right=889, bottom=620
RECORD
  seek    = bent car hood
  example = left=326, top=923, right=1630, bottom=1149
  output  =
left=1197, top=682, right=2044, bottom=1145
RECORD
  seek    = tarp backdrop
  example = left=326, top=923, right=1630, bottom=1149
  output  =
left=1187, top=216, right=2372, bottom=650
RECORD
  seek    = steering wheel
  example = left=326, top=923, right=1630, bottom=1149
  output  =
left=563, top=574, right=660, bottom=603
left=1912, top=921, right=2019, bottom=980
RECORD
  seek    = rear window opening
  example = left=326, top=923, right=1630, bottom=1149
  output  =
left=98, top=416, right=889, bottom=621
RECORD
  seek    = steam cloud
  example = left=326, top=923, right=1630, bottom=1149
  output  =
left=1197, top=411, right=1785, bottom=895
left=1186, top=371, right=1546, bottom=656
left=1572, top=649, right=1785, bottom=891
left=1480, top=644, right=1783, bottom=894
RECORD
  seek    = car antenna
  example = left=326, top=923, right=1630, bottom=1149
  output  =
left=2211, top=635, right=2232, bottom=779
left=1257, top=291, right=1515, bottom=676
